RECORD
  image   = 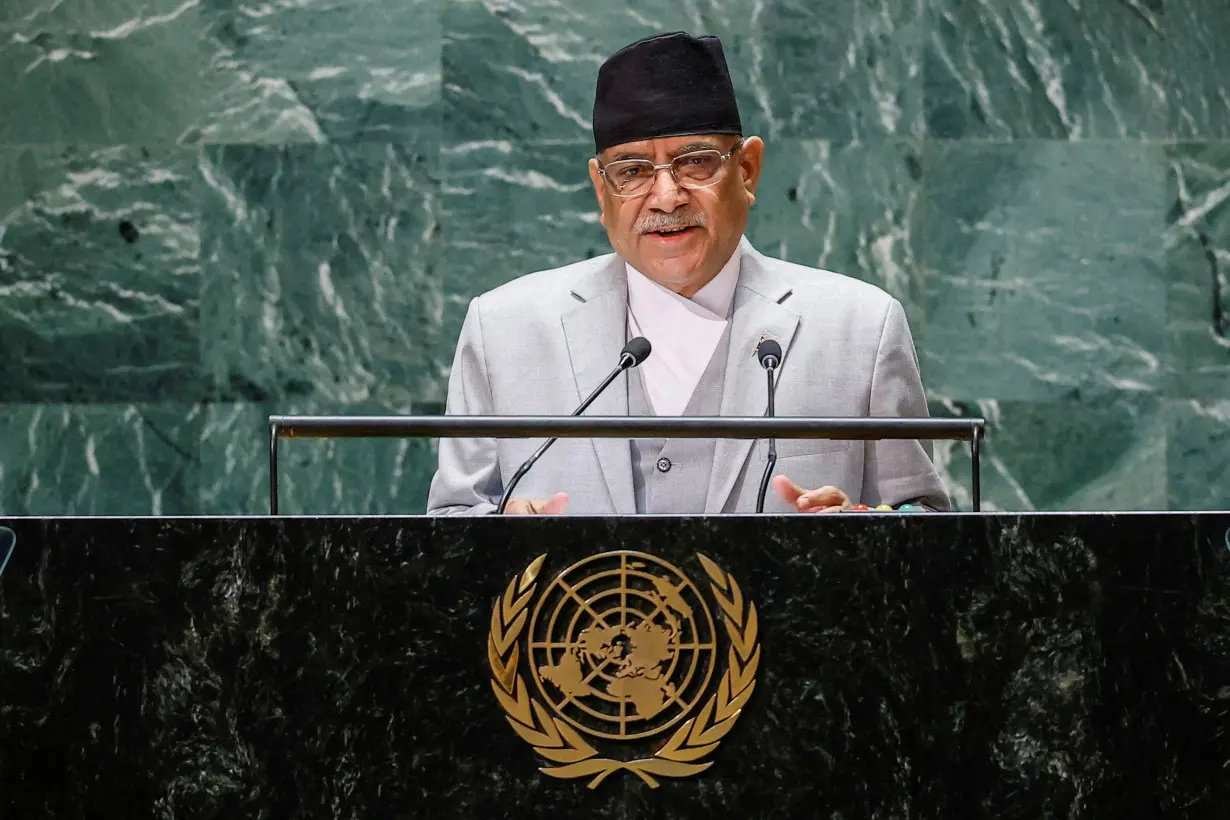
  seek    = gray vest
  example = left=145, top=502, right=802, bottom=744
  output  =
left=627, top=326, right=732, bottom=514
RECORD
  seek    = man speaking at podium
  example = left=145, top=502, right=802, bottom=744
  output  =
left=427, top=31, right=948, bottom=516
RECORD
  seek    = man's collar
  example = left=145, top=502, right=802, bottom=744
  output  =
left=569, top=236, right=792, bottom=307
left=624, top=244, right=741, bottom=320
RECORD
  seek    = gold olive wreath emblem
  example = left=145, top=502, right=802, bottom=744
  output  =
left=487, top=551, right=759, bottom=788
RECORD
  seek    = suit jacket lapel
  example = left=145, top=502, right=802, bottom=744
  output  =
left=560, top=258, right=636, bottom=514
left=704, top=245, right=801, bottom=513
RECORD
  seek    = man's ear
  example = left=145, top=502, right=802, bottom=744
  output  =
left=738, top=136, right=765, bottom=207
left=587, top=157, right=607, bottom=226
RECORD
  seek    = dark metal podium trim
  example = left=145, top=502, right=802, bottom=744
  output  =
left=267, top=415, right=986, bottom=514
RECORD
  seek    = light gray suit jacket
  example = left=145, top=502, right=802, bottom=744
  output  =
left=426, top=240, right=949, bottom=515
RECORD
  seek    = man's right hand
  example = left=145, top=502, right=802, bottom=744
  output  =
left=503, top=492, right=569, bottom=515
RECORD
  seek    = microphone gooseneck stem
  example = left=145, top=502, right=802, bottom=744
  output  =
left=576, top=353, right=633, bottom=415
left=497, top=439, right=553, bottom=514
left=755, top=362, right=777, bottom=514
left=495, top=355, right=634, bottom=514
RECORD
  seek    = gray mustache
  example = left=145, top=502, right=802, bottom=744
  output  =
left=635, top=213, right=707, bottom=234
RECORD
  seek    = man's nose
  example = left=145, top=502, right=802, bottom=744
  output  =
left=644, top=166, right=688, bottom=210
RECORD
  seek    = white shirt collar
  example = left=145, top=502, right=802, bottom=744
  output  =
left=621, top=245, right=741, bottom=416
left=624, top=245, right=741, bottom=321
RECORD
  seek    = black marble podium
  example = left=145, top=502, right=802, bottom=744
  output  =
left=0, top=514, right=1228, bottom=818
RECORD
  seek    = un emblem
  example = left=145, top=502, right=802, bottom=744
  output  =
left=488, top=551, right=759, bottom=788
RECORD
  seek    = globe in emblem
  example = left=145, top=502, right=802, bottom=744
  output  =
left=527, top=551, right=717, bottom=741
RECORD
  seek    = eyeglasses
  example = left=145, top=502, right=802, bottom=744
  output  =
left=597, top=140, right=744, bottom=198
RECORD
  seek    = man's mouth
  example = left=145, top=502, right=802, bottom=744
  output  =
left=647, top=225, right=698, bottom=237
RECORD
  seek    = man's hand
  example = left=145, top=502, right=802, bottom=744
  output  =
left=503, top=492, right=569, bottom=515
left=771, top=476, right=851, bottom=513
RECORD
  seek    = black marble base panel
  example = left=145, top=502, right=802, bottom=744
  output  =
left=0, top=514, right=1228, bottom=818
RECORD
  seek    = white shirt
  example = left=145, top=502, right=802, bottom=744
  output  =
left=625, top=248, right=741, bottom=416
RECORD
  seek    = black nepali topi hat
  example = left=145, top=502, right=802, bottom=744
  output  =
left=592, top=31, right=742, bottom=154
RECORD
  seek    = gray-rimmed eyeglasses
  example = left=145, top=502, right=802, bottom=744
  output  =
left=597, top=139, right=744, bottom=198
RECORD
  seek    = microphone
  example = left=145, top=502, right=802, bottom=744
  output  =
left=496, top=337, right=652, bottom=514
left=754, top=339, right=782, bottom=514
left=0, top=526, right=15, bottom=583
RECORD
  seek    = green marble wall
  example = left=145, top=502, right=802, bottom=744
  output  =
left=1, top=0, right=1227, bottom=515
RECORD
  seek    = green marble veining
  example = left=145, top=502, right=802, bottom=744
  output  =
left=0, top=0, right=205, bottom=145
left=926, top=0, right=1230, bottom=139
left=930, top=397, right=1167, bottom=513
left=917, top=141, right=1167, bottom=403
left=751, top=138, right=923, bottom=311
left=1168, top=399, right=1230, bottom=511
left=200, top=402, right=436, bottom=515
left=200, top=140, right=442, bottom=405
left=735, top=0, right=925, bottom=141
left=0, top=404, right=199, bottom=515
left=198, top=0, right=442, bottom=144
left=439, top=140, right=601, bottom=294
left=442, top=0, right=923, bottom=144
left=0, top=145, right=201, bottom=402
left=1166, top=142, right=1230, bottom=399
left=1, top=0, right=1228, bottom=514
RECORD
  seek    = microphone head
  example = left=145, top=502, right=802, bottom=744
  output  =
left=622, top=336, right=652, bottom=366
left=756, top=338, right=782, bottom=368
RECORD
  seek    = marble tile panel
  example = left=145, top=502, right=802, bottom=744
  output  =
left=441, top=0, right=721, bottom=144
left=925, top=0, right=1230, bottom=139
left=0, top=0, right=205, bottom=145
left=0, top=403, right=199, bottom=515
left=747, top=138, right=924, bottom=310
left=442, top=0, right=922, bottom=144
left=733, top=0, right=925, bottom=142
left=438, top=140, right=606, bottom=294
left=195, top=0, right=442, bottom=144
left=1165, top=142, right=1230, bottom=399
left=199, top=138, right=447, bottom=408
left=928, top=395, right=1166, bottom=512
left=0, top=144, right=202, bottom=402
left=1166, top=399, right=1230, bottom=512
left=916, top=141, right=1166, bottom=402
left=200, top=402, right=436, bottom=515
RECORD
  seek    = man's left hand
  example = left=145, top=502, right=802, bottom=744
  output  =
left=772, top=476, right=852, bottom=513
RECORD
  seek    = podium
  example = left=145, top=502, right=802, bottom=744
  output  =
left=1, top=513, right=1228, bottom=817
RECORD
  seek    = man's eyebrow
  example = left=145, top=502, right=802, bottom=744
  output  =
left=606, top=140, right=727, bottom=162
left=609, top=149, right=652, bottom=161
left=670, top=141, right=721, bottom=156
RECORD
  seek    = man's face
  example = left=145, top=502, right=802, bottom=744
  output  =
left=588, top=134, right=764, bottom=297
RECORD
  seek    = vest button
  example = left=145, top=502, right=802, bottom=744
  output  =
left=656, top=457, right=672, bottom=473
